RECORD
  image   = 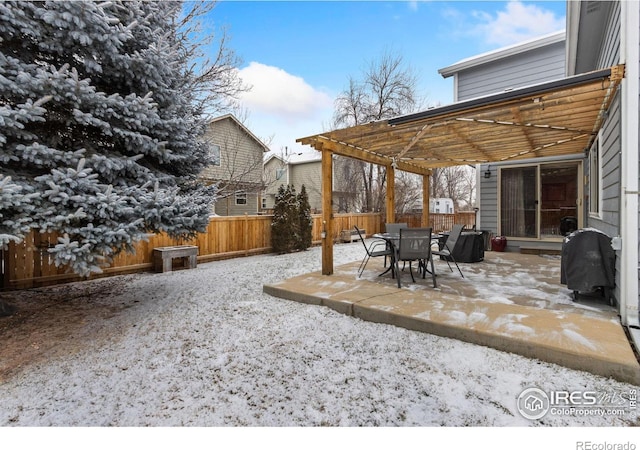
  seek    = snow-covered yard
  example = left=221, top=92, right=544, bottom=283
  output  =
left=1, top=242, right=638, bottom=435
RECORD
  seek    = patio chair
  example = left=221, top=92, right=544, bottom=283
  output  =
left=355, top=225, right=392, bottom=278
left=384, top=223, right=407, bottom=266
left=385, top=222, right=408, bottom=234
left=432, top=224, right=464, bottom=278
left=398, top=227, right=436, bottom=287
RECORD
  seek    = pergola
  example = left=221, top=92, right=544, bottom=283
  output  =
left=297, top=65, right=625, bottom=275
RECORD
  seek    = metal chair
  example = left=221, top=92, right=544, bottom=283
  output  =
left=384, top=223, right=407, bottom=266
left=385, top=222, right=408, bottom=234
left=432, top=224, right=464, bottom=278
left=355, top=226, right=392, bottom=278
left=398, top=227, right=437, bottom=287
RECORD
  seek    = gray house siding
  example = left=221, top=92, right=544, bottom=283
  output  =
left=478, top=170, right=498, bottom=235
left=214, top=193, right=260, bottom=216
left=262, top=156, right=323, bottom=212
left=576, top=1, right=622, bottom=304
left=200, top=115, right=267, bottom=216
left=201, top=118, right=265, bottom=186
left=595, top=1, right=621, bottom=70
left=262, top=155, right=357, bottom=213
left=589, top=94, right=622, bottom=237
left=457, top=42, right=565, bottom=100
left=263, top=156, right=288, bottom=210
left=290, top=162, right=322, bottom=212
left=460, top=35, right=567, bottom=250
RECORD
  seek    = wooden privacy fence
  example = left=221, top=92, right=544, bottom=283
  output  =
left=396, top=211, right=477, bottom=232
left=1, top=213, right=383, bottom=290
left=2, top=211, right=476, bottom=290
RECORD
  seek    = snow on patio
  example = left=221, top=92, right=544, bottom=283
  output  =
left=0, top=242, right=638, bottom=428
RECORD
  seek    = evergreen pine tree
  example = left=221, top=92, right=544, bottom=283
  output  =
left=271, top=185, right=290, bottom=254
left=286, top=184, right=299, bottom=251
left=0, top=1, right=239, bottom=276
left=272, top=184, right=304, bottom=254
left=296, top=184, right=312, bottom=250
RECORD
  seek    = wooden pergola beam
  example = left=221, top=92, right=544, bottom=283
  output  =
left=321, top=148, right=333, bottom=275
left=386, top=164, right=395, bottom=225
left=298, top=135, right=432, bottom=176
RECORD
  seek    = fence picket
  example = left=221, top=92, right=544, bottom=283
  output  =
left=2, top=212, right=476, bottom=289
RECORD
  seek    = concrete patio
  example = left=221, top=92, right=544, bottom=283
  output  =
left=264, top=249, right=640, bottom=385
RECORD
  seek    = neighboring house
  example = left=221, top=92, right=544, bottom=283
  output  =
left=430, top=198, right=455, bottom=214
left=439, top=31, right=570, bottom=249
left=263, top=152, right=322, bottom=212
left=438, top=1, right=639, bottom=330
left=200, top=114, right=269, bottom=216
left=263, top=152, right=359, bottom=213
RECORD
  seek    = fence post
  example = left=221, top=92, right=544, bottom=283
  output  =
left=244, top=213, right=249, bottom=257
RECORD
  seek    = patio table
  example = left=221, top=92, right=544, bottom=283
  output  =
left=372, top=233, right=401, bottom=287
left=373, top=232, right=441, bottom=288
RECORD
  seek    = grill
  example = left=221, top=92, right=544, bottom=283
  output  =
left=560, top=229, right=616, bottom=304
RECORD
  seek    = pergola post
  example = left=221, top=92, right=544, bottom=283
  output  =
left=386, top=165, right=395, bottom=225
left=422, top=173, right=430, bottom=228
left=321, top=148, right=333, bottom=275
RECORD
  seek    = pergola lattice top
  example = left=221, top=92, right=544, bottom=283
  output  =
left=297, top=65, right=624, bottom=174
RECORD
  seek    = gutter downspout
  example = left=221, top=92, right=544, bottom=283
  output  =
left=621, top=0, right=640, bottom=327
left=566, top=1, right=580, bottom=76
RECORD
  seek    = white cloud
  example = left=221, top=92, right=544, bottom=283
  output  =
left=232, top=62, right=335, bottom=154
left=472, top=1, right=565, bottom=47
left=237, top=62, right=333, bottom=123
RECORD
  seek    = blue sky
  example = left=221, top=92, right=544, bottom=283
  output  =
left=205, top=1, right=566, bottom=154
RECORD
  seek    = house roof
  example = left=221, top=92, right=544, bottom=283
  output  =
left=285, top=152, right=322, bottom=165
left=263, top=151, right=322, bottom=166
left=439, top=30, right=566, bottom=78
left=208, top=114, right=270, bottom=153
left=297, top=65, right=624, bottom=175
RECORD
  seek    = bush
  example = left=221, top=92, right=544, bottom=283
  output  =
left=271, top=184, right=312, bottom=253
left=296, top=185, right=312, bottom=251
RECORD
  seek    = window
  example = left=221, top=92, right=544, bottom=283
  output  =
left=276, top=167, right=285, bottom=180
left=589, top=135, right=601, bottom=216
left=235, top=192, right=247, bottom=205
left=211, top=144, right=221, bottom=166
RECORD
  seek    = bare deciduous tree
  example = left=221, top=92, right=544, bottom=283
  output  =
left=430, top=166, right=476, bottom=211
left=333, top=51, right=423, bottom=213
left=176, top=1, right=249, bottom=115
left=395, top=172, right=423, bottom=214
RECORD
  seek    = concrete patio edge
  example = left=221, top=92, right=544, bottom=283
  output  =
left=263, top=270, right=640, bottom=385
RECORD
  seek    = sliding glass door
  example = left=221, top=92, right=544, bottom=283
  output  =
left=500, top=167, right=537, bottom=238
left=500, top=162, right=581, bottom=240
left=540, top=164, right=579, bottom=238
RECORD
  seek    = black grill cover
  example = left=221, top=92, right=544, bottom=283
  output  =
left=439, top=232, right=485, bottom=263
left=560, top=229, right=615, bottom=292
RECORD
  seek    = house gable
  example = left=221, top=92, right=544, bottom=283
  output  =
left=440, top=31, right=566, bottom=102
left=200, top=114, right=269, bottom=215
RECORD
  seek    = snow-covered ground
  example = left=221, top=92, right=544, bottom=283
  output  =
left=1, top=242, right=638, bottom=444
